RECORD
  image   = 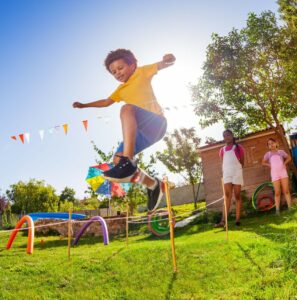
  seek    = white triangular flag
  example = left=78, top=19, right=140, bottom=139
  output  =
left=39, top=130, right=45, bottom=141
left=24, top=133, right=30, bottom=143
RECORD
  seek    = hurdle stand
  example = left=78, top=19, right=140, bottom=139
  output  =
left=164, top=177, right=177, bottom=273
left=221, top=178, right=229, bottom=241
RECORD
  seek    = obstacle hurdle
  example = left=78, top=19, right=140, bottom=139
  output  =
left=164, top=177, right=177, bottom=273
left=6, top=215, right=35, bottom=254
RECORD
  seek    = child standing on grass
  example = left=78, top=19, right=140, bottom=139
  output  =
left=262, top=138, right=292, bottom=215
left=73, top=49, right=175, bottom=211
left=215, top=129, right=245, bottom=228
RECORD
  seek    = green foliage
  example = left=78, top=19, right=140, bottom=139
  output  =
left=156, top=127, right=202, bottom=206
left=0, top=195, right=7, bottom=214
left=191, top=11, right=297, bottom=138
left=91, top=140, right=115, bottom=164
left=6, top=179, right=59, bottom=214
left=58, top=187, right=76, bottom=210
left=59, top=187, right=76, bottom=203
left=278, top=0, right=297, bottom=30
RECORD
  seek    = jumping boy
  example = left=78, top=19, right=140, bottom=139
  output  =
left=73, top=49, right=175, bottom=211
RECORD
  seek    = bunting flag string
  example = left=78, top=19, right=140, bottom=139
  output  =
left=82, top=120, right=88, bottom=131
left=8, top=103, right=192, bottom=145
left=19, top=134, right=25, bottom=144
left=62, top=124, right=68, bottom=135
left=24, top=133, right=30, bottom=144
left=39, top=130, right=44, bottom=141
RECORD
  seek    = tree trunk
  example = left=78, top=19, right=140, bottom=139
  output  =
left=195, top=181, right=201, bottom=204
left=191, top=184, right=197, bottom=209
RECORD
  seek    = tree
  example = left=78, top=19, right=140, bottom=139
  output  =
left=278, top=0, right=297, bottom=30
left=6, top=179, right=59, bottom=214
left=156, top=127, right=202, bottom=208
left=0, top=195, right=8, bottom=229
left=58, top=187, right=76, bottom=211
left=191, top=11, right=297, bottom=176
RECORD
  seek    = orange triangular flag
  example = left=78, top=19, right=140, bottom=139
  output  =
left=62, top=124, right=68, bottom=135
left=11, top=136, right=17, bottom=141
left=19, top=134, right=25, bottom=144
left=82, top=120, right=88, bottom=131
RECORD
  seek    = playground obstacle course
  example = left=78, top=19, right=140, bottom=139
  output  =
left=6, top=212, right=89, bottom=254
left=4, top=178, right=178, bottom=272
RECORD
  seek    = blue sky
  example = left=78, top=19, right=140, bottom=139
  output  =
left=0, top=0, right=279, bottom=198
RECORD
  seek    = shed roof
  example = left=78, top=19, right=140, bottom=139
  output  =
left=198, top=128, right=276, bottom=153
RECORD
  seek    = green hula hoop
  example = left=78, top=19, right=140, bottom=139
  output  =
left=148, top=210, right=175, bottom=237
left=252, top=182, right=274, bottom=210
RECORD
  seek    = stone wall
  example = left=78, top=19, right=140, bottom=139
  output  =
left=35, top=215, right=126, bottom=237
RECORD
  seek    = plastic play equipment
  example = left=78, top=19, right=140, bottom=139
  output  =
left=252, top=182, right=275, bottom=211
left=28, top=212, right=86, bottom=221
left=148, top=210, right=175, bottom=237
left=73, top=216, right=109, bottom=246
left=6, top=215, right=35, bottom=254
left=6, top=212, right=86, bottom=254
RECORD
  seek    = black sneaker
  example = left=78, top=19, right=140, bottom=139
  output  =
left=103, top=156, right=137, bottom=183
left=147, top=179, right=164, bottom=211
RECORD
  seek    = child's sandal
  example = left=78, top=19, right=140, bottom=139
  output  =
left=214, top=221, right=225, bottom=228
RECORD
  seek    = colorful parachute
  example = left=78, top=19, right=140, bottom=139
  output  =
left=86, top=163, right=131, bottom=197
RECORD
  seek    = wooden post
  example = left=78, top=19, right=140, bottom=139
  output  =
left=126, top=201, right=129, bottom=246
left=68, top=206, right=72, bottom=260
left=164, top=177, right=177, bottom=273
left=221, top=178, right=229, bottom=241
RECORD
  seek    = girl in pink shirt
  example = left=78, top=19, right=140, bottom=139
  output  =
left=215, top=129, right=245, bottom=228
left=262, top=138, right=292, bottom=214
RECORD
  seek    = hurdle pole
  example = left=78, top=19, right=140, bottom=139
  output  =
left=68, top=206, right=72, bottom=260
left=126, top=200, right=129, bottom=246
left=164, top=176, right=177, bottom=273
left=221, top=178, right=229, bottom=241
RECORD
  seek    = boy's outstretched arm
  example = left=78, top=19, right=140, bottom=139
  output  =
left=157, top=54, right=176, bottom=70
left=73, top=98, right=114, bottom=109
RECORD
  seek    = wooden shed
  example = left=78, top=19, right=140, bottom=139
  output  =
left=198, top=128, right=286, bottom=211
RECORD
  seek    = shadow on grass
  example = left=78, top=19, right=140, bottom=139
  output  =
left=237, top=208, right=297, bottom=245
left=165, top=272, right=177, bottom=300
left=235, top=241, right=264, bottom=276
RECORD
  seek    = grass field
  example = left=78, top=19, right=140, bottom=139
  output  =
left=1, top=208, right=297, bottom=299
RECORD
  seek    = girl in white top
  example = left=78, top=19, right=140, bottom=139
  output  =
left=215, top=129, right=245, bottom=228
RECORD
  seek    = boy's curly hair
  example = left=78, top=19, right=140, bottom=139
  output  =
left=104, top=49, right=137, bottom=72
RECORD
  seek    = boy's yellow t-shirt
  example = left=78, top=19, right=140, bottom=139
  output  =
left=109, top=63, right=163, bottom=116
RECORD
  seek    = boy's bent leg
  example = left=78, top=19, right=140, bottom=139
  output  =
left=121, top=104, right=137, bottom=159
left=103, top=105, right=138, bottom=182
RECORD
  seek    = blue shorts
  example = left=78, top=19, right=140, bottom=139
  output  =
left=116, top=106, right=167, bottom=155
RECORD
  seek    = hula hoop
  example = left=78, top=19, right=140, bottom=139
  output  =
left=252, top=182, right=275, bottom=211
left=148, top=210, right=175, bottom=237
left=256, top=194, right=275, bottom=212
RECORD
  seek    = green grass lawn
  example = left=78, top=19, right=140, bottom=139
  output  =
left=1, top=208, right=297, bottom=299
